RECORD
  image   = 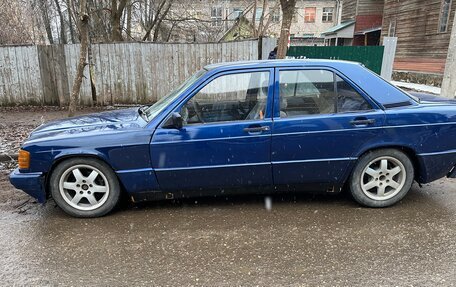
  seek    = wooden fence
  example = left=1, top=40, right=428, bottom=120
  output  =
left=0, top=38, right=276, bottom=106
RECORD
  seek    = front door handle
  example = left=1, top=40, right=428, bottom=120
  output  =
left=350, top=118, right=376, bottom=126
left=243, top=126, right=270, bottom=133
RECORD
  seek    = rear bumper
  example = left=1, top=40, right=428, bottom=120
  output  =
left=9, top=168, right=46, bottom=203
left=448, top=167, right=456, bottom=178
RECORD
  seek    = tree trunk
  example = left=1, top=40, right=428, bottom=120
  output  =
left=126, top=0, right=132, bottom=39
left=39, top=0, right=54, bottom=44
left=251, top=0, right=257, bottom=37
left=54, top=0, right=67, bottom=44
left=277, top=0, right=296, bottom=59
left=68, top=0, right=89, bottom=117
left=67, top=0, right=76, bottom=43
left=110, top=0, right=127, bottom=42
left=142, top=0, right=167, bottom=41
left=152, top=1, right=172, bottom=41
left=441, top=11, right=456, bottom=99
left=257, top=0, right=268, bottom=36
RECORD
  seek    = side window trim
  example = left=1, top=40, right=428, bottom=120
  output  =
left=160, top=68, right=274, bottom=128
left=274, top=66, right=381, bottom=119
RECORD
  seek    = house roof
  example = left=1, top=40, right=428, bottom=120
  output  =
left=354, top=26, right=382, bottom=35
left=321, top=20, right=356, bottom=36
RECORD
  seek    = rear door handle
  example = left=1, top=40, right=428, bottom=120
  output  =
left=350, top=118, right=376, bottom=126
left=243, top=126, right=270, bottom=133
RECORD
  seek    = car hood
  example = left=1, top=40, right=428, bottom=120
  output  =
left=27, top=108, right=148, bottom=142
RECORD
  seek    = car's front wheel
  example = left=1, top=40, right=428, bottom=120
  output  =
left=49, top=158, right=120, bottom=217
left=349, top=149, right=414, bottom=207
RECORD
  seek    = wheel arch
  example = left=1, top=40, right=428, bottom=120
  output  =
left=351, top=145, right=421, bottom=181
left=44, top=153, right=125, bottom=199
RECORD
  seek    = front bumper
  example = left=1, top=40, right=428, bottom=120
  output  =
left=9, top=168, right=46, bottom=203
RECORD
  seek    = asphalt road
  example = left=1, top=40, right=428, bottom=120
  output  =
left=1, top=170, right=455, bottom=286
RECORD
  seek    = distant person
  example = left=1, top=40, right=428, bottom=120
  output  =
left=268, top=46, right=277, bottom=59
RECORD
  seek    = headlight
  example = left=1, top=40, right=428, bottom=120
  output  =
left=18, top=149, right=30, bottom=169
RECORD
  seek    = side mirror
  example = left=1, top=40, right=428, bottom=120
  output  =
left=163, top=112, right=183, bottom=129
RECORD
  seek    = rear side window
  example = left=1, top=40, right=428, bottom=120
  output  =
left=336, top=75, right=372, bottom=113
left=279, top=70, right=372, bottom=118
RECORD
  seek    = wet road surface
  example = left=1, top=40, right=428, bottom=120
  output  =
left=1, top=172, right=455, bottom=286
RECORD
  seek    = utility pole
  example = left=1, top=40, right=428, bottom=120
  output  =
left=441, top=12, right=456, bottom=99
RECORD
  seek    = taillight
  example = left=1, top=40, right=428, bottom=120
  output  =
left=18, top=149, right=30, bottom=169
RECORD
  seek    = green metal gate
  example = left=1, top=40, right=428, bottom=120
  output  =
left=287, top=46, right=385, bottom=74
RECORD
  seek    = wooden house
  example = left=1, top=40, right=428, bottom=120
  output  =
left=322, top=0, right=384, bottom=46
left=381, top=0, right=456, bottom=84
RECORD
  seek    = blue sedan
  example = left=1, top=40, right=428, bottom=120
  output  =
left=9, top=60, right=456, bottom=217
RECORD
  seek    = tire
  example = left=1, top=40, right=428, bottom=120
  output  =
left=349, top=149, right=414, bottom=208
left=49, top=158, right=121, bottom=217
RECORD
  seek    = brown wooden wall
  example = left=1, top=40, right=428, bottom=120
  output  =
left=357, top=0, right=385, bottom=15
left=382, top=0, right=456, bottom=74
left=342, top=0, right=385, bottom=21
left=342, top=0, right=358, bottom=21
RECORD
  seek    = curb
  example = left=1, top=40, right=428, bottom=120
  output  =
left=0, top=154, right=17, bottom=162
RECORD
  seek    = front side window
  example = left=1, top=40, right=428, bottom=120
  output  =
left=145, top=70, right=206, bottom=121
left=439, top=0, right=452, bottom=32
left=279, top=70, right=371, bottom=118
left=322, top=7, right=334, bottom=22
left=181, top=72, right=270, bottom=125
left=304, top=7, right=316, bottom=23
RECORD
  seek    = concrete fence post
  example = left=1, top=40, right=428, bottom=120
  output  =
left=260, top=37, right=277, bottom=60
left=441, top=12, right=456, bottom=99
left=380, top=37, right=397, bottom=81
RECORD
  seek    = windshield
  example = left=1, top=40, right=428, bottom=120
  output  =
left=144, top=69, right=206, bottom=121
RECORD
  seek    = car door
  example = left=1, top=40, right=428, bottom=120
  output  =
left=271, top=67, right=385, bottom=191
left=151, top=68, right=274, bottom=192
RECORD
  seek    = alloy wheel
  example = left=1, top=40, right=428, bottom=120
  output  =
left=360, top=156, right=406, bottom=201
left=59, top=164, right=110, bottom=211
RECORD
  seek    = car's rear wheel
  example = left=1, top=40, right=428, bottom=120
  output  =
left=349, top=149, right=414, bottom=207
left=49, top=158, right=120, bottom=217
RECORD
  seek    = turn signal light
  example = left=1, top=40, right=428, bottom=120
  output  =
left=18, top=149, right=30, bottom=169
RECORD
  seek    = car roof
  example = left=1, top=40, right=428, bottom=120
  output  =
left=204, top=59, right=418, bottom=108
left=204, top=59, right=363, bottom=70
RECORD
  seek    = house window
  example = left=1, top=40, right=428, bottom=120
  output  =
left=304, top=7, right=316, bottom=23
left=388, top=19, right=396, bottom=36
left=322, top=7, right=334, bottom=22
left=211, top=7, right=223, bottom=26
left=231, top=8, right=243, bottom=19
left=271, top=8, right=280, bottom=23
left=255, top=8, right=263, bottom=21
left=439, top=0, right=452, bottom=32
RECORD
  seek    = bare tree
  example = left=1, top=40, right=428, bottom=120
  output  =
left=277, top=0, right=296, bottom=59
left=110, top=0, right=128, bottom=41
left=66, top=0, right=77, bottom=43
left=37, top=0, right=55, bottom=44
left=68, top=0, right=89, bottom=117
left=54, top=0, right=67, bottom=44
left=142, top=0, right=170, bottom=41
left=0, top=1, right=37, bottom=44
